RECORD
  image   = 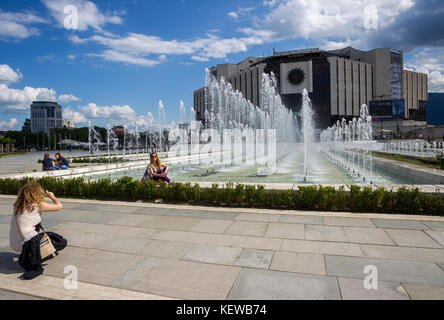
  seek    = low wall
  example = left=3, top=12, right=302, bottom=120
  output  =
left=372, top=157, right=444, bottom=185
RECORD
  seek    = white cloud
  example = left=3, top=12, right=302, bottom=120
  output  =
left=253, top=0, right=415, bottom=49
left=405, top=49, right=444, bottom=93
left=263, top=0, right=280, bottom=7
left=228, top=7, right=255, bottom=20
left=88, top=50, right=163, bottom=67
left=79, top=103, right=137, bottom=123
left=59, top=94, right=82, bottom=103
left=228, top=12, right=238, bottom=19
left=0, top=65, right=23, bottom=84
left=42, top=0, right=123, bottom=31
left=67, top=54, right=76, bottom=60
left=63, top=106, right=86, bottom=123
left=73, top=30, right=274, bottom=66
left=0, top=118, right=18, bottom=130
left=0, top=84, right=56, bottom=113
left=64, top=104, right=161, bottom=129
left=0, top=10, right=46, bottom=39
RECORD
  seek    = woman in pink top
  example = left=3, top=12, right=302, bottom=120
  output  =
left=9, top=181, right=67, bottom=279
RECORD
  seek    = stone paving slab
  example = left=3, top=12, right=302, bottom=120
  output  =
left=131, top=207, right=172, bottom=216
left=0, top=289, right=43, bottom=300
left=93, top=236, right=153, bottom=255
left=265, top=223, right=305, bottom=240
left=384, top=229, right=442, bottom=248
left=402, top=283, right=444, bottom=300
left=73, top=203, right=140, bottom=214
left=225, top=221, right=268, bottom=237
left=279, top=214, right=323, bottom=225
left=183, top=244, right=242, bottom=265
left=305, top=225, right=348, bottom=242
left=325, top=255, right=444, bottom=286
left=107, top=214, right=154, bottom=227
left=153, top=230, right=283, bottom=251
left=235, top=213, right=280, bottom=222
left=0, top=205, right=13, bottom=215
left=189, top=219, right=233, bottom=234
left=0, top=215, right=11, bottom=224
left=0, top=272, right=173, bottom=300
left=281, top=239, right=364, bottom=257
left=344, top=227, right=395, bottom=245
left=338, top=278, right=409, bottom=300
left=111, top=257, right=241, bottom=300
left=323, top=217, right=376, bottom=228
left=270, top=251, right=326, bottom=275
left=136, top=215, right=202, bottom=232
left=360, top=244, right=444, bottom=264
left=71, top=212, right=127, bottom=225
left=425, top=231, right=444, bottom=246
left=141, top=240, right=196, bottom=259
left=227, top=268, right=341, bottom=300
left=161, top=209, right=239, bottom=221
left=422, top=221, right=444, bottom=231
left=0, top=224, right=9, bottom=239
left=371, top=218, right=431, bottom=230
left=233, top=249, right=274, bottom=269
left=72, top=250, right=146, bottom=286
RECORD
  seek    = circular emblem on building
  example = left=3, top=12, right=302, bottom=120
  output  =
left=287, top=68, right=305, bottom=86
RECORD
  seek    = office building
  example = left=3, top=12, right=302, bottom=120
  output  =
left=30, top=101, right=63, bottom=135
left=194, top=47, right=428, bottom=130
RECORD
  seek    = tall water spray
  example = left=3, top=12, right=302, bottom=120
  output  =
left=204, top=69, right=299, bottom=143
left=158, top=101, right=166, bottom=152
left=301, top=89, right=314, bottom=179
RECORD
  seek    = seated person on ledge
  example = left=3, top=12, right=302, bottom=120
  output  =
left=42, top=153, right=54, bottom=171
left=141, top=152, right=172, bottom=183
left=54, top=152, right=69, bottom=170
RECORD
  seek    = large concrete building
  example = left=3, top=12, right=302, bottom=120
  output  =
left=194, top=47, right=428, bottom=131
left=30, top=101, right=63, bottom=135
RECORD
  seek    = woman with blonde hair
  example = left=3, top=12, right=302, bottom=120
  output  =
left=9, top=180, right=67, bottom=279
left=141, top=152, right=171, bottom=183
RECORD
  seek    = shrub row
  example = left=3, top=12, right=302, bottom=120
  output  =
left=0, top=177, right=442, bottom=216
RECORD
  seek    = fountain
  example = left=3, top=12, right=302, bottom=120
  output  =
left=301, top=89, right=314, bottom=180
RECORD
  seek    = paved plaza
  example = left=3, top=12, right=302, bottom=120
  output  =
left=0, top=195, right=444, bottom=300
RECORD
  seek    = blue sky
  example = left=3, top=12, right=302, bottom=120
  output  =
left=1, top=0, right=443, bottom=130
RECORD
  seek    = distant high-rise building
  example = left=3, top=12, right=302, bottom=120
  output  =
left=63, top=120, right=75, bottom=129
left=30, top=101, right=63, bottom=134
left=21, top=118, right=31, bottom=132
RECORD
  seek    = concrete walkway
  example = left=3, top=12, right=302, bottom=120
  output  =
left=0, top=195, right=444, bottom=300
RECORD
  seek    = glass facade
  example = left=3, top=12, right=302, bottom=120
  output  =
left=30, top=101, right=63, bottom=134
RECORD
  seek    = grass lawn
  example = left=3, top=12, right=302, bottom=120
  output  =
left=373, top=151, right=442, bottom=170
left=0, top=151, right=25, bottom=159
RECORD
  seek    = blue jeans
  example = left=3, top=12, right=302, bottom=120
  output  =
left=54, top=165, right=69, bottom=170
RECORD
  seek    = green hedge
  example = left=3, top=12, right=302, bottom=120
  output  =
left=0, top=177, right=442, bottom=216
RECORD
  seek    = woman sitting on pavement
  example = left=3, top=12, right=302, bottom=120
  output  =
left=54, top=152, right=69, bottom=170
left=9, top=181, right=67, bottom=280
left=141, top=152, right=172, bottom=183
left=42, top=153, right=54, bottom=171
